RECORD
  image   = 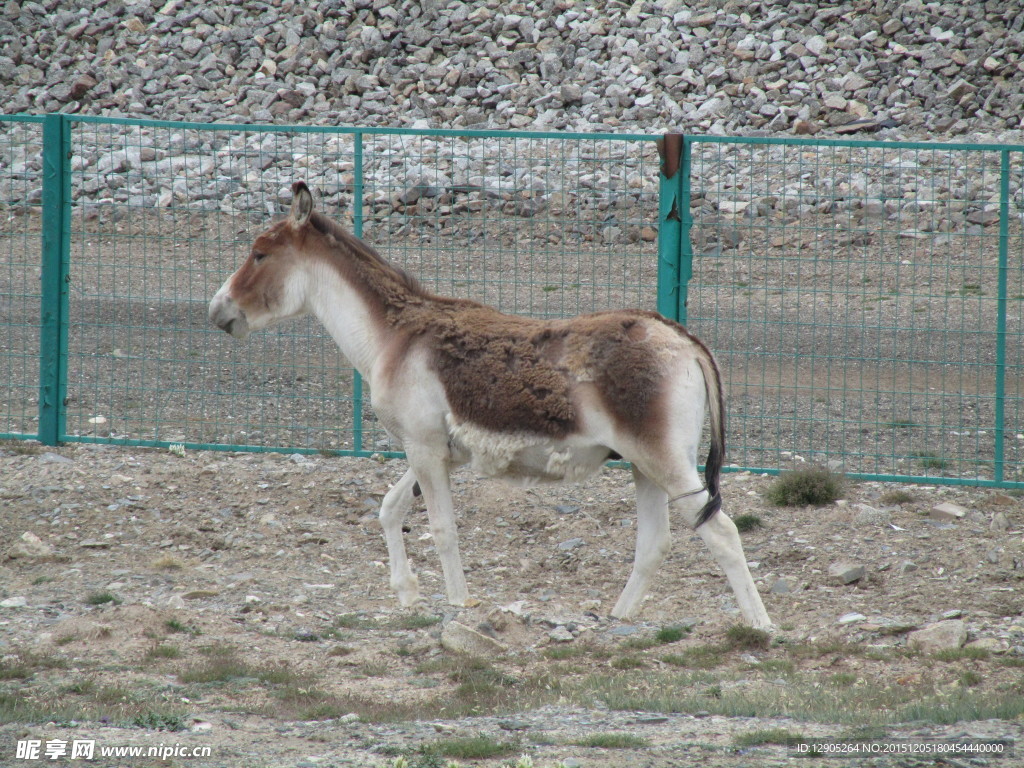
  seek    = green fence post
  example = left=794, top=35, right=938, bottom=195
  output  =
left=656, top=134, right=691, bottom=324
left=38, top=114, right=71, bottom=446
left=351, top=130, right=365, bottom=453
left=994, top=149, right=1010, bottom=483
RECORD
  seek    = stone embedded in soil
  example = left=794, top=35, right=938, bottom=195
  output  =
left=930, top=502, right=968, bottom=522
left=6, top=532, right=53, bottom=560
left=906, top=619, right=967, bottom=653
left=829, top=561, right=866, bottom=584
left=548, top=626, right=575, bottom=643
left=990, top=511, right=1010, bottom=531
left=440, top=620, right=508, bottom=656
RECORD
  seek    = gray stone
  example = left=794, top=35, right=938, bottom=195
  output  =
left=990, top=512, right=1010, bottom=532
left=6, top=532, right=54, bottom=560
left=930, top=502, right=968, bottom=522
left=548, top=626, right=575, bottom=642
left=907, top=620, right=967, bottom=653
left=829, top=561, right=866, bottom=584
left=440, top=621, right=507, bottom=656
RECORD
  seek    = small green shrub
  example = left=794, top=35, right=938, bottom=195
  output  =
left=570, top=732, right=650, bottom=749
left=85, top=591, right=121, bottom=606
left=734, top=728, right=805, bottom=747
left=725, top=625, right=771, bottom=651
left=764, top=466, right=844, bottom=506
left=421, top=735, right=519, bottom=760
left=733, top=514, right=763, bottom=532
left=880, top=489, right=914, bottom=505
left=654, top=625, right=689, bottom=644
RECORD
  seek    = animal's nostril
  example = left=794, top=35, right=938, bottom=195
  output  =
left=220, top=318, right=235, bottom=335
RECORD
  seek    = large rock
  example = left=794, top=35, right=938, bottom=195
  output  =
left=6, top=532, right=54, bottom=560
left=440, top=620, right=507, bottom=656
left=906, top=620, right=967, bottom=653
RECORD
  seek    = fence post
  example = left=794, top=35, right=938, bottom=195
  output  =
left=656, top=134, right=692, bottom=324
left=994, top=149, right=1010, bottom=483
left=38, top=114, right=70, bottom=446
left=351, top=130, right=365, bottom=453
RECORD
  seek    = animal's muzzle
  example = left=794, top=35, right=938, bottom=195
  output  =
left=208, top=294, right=250, bottom=339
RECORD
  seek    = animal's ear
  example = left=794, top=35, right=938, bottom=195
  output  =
left=290, top=182, right=313, bottom=227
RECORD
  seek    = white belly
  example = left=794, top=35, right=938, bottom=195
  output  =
left=446, top=416, right=609, bottom=484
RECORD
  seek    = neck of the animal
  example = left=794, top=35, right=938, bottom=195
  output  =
left=305, top=261, right=388, bottom=377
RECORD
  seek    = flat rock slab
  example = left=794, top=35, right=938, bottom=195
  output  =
left=440, top=620, right=507, bottom=656
left=907, top=619, right=967, bottom=653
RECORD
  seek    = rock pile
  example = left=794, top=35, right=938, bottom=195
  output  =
left=1, top=0, right=1023, bottom=140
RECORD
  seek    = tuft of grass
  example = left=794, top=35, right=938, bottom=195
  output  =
left=725, top=625, right=771, bottom=651
left=661, top=644, right=727, bottom=670
left=610, top=656, right=646, bottom=670
left=764, top=466, right=844, bottom=506
left=880, top=489, right=914, bottom=505
left=420, top=735, right=519, bottom=761
left=933, top=646, right=990, bottom=662
left=828, top=672, right=858, bottom=688
left=165, top=618, right=201, bottom=636
left=654, top=625, right=689, bottom=645
left=0, top=651, right=68, bottom=681
left=734, top=728, right=805, bottom=747
left=333, top=612, right=377, bottom=630
left=913, top=451, right=947, bottom=470
left=733, top=514, right=763, bottom=532
left=1, top=439, right=41, bottom=455
left=569, top=732, right=650, bottom=749
left=151, top=554, right=186, bottom=570
left=959, top=670, right=983, bottom=687
left=144, top=644, right=181, bottom=661
left=130, top=710, right=188, bottom=731
left=390, top=613, right=442, bottom=630
left=85, top=590, right=121, bottom=606
left=179, top=645, right=256, bottom=684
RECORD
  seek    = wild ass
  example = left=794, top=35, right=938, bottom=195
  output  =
left=209, top=182, right=772, bottom=629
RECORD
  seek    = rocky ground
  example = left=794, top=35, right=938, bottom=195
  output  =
left=1, top=442, right=1023, bottom=766
left=4, top=1, right=1024, bottom=766
left=1, top=0, right=1022, bottom=140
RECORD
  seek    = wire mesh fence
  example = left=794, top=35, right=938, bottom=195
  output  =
left=5, top=116, right=660, bottom=453
left=3, top=115, right=1024, bottom=488
left=685, top=136, right=1024, bottom=486
left=0, top=116, right=43, bottom=440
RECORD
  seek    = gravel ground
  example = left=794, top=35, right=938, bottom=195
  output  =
left=2, top=442, right=1023, bottom=767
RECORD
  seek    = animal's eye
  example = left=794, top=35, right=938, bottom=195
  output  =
left=252, top=251, right=268, bottom=263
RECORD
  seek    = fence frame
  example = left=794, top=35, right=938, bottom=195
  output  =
left=3, top=114, right=1024, bottom=488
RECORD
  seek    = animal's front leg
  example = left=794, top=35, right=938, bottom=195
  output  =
left=406, top=447, right=470, bottom=607
left=378, top=468, right=421, bottom=607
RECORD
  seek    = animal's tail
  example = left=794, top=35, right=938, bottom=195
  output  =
left=693, top=342, right=726, bottom=528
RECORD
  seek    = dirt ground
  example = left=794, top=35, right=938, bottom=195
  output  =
left=1, top=441, right=1023, bottom=767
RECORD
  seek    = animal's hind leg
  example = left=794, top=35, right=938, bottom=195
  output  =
left=612, top=466, right=672, bottom=619
left=378, top=468, right=421, bottom=607
left=691, top=506, right=773, bottom=630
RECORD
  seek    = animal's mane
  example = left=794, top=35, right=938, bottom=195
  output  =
left=308, top=209, right=426, bottom=298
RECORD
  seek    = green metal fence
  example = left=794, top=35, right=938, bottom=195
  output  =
left=2, top=115, right=1023, bottom=488
left=683, top=135, right=1024, bottom=487
left=2, top=115, right=660, bottom=455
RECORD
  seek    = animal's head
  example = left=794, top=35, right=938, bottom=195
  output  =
left=209, top=182, right=317, bottom=339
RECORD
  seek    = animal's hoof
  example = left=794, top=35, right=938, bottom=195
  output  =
left=396, top=591, right=423, bottom=608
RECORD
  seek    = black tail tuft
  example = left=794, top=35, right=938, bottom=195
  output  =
left=694, top=440, right=723, bottom=528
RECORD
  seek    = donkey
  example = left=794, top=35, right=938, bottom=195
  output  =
left=209, top=182, right=772, bottom=629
